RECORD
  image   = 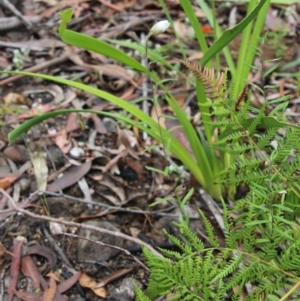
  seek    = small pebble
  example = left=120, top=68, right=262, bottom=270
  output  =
left=49, top=221, right=66, bottom=235
left=19, top=178, right=31, bottom=191
left=69, top=147, right=85, bottom=159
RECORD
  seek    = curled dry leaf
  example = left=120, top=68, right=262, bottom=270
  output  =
left=46, top=84, right=64, bottom=104
left=57, top=271, right=81, bottom=294
left=79, top=272, right=107, bottom=298
left=54, top=130, right=71, bottom=154
left=24, top=243, right=57, bottom=270
left=8, top=236, right=27, bottom=301
left=0, top=173, right=20, bottom=189
left=42, top=273, right=57, bottom=301
left=21, top=255, right=41, bottom=289
left=96, top=175, right=126, bottom=206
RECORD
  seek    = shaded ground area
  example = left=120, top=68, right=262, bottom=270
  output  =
left=0, top=0, right=299, bottom=300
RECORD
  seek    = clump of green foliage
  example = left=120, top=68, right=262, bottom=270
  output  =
left=1, top=0, right=299, bottom=299
left=135, top=62, right=300, bottom=299
left=134, top=28, right=300, bottom=299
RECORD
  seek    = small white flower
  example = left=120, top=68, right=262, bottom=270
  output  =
left=149, top=20, right=170, bottom=36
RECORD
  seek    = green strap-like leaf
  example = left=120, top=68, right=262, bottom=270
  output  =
left=200, top=0, right=267, bottom=67
left=59, top=9, right=149, bottom=75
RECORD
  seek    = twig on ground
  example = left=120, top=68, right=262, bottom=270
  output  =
left=1, top=188, right=163, bottom=258
left=28, top=190, right=184, bottom=218
left=0, top=50, right=78, bottom=86
left=42, top=225, right=73, bottom=268
left=0, top=0, right=32, bottom=28
left=62, top=232, right=149, bottom=272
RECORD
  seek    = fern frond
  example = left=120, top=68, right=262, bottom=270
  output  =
left=217, top=143, right=255, bottom=155
left=257, top=127, right=279, bottom=149
left=177, top=59, right=225, bottom=99
left=235, top=84, right=249, bottom=111
left=163, top=229, right=193, bottom=255
left=171, top=221, right=206, bottom=251
left=273, top=127, right=300, bottom=163
left=198, top=210, right=219, bottom=247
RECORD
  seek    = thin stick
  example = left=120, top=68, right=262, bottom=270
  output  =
left=1, top=189, right=163, bottom=258
left=62, top=232, right=149, bottom=272
left=0, top=52, right=73, bottom=86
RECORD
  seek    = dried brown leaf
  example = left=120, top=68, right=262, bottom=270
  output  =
left=79, top=272, right=107, bottom=298
left=8, top=236, right=27, bottom=301
left=0, top=173, right=20, bottom=189
left=57, top=271, right=81, bottom=294
left=42, top=274, right=57, bottom=301
left=25, top=244, right=57, bottom=270
left=118, top=128, right=139, bottom=160
left=89, top=114, right=107, bottom=134
left=65, top=113, right=81, bottom=133
left=21, top=255, right=41, bottom=290
left=46, top=160, right=92, bottom=193
left=177, top=59, right=224, bottom=99
left=54, top=130, right=71, bottom=154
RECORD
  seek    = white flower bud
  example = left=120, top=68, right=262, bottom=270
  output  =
left=149, top=20, right=170, bottom=36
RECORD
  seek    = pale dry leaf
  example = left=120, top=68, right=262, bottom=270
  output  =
left=42, top=273, right=57, bottom=301
left=173, top=20, right=195, bottom=40
left=79, top=272, right=107, bottom=298
left=129, top=227, right=140, bottom=238
left=117, top=128, right=139, bottom=160
left=78, top=177, right=92, bottom=203
left=54, top=131, right=71, bottom=154
left=3, top=92, right=25, bottom=105
left=31, top=153, right=48, bottom=192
